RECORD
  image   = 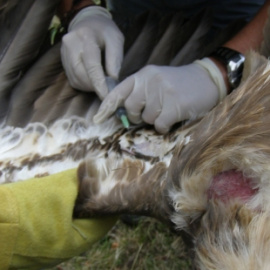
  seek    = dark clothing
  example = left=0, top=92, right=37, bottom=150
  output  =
left=58, top=0, right=96, bottom=20
left=107, top=0, right=265, bottom=30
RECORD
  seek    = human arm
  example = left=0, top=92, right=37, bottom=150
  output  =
left=93, top=0, right=270, bottom=133
left=210, top=0, right=270, bottom=93
left=0, top=169, right=117, bottom=269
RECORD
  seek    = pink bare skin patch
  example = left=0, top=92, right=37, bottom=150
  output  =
left=207, top=170, right=258, bottom=203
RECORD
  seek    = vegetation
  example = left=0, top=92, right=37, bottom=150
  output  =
left=48, top=217, right=192, bottom=270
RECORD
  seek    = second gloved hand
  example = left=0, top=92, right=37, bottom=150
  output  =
left=93, top=58, right=227, bottom=133
left=61, top=6, right=124, bottom=99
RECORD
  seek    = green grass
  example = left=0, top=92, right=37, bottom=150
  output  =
left=48, top=217, right=192, bottom=270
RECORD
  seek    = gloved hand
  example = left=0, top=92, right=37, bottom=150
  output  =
left=61, top=6, right=124, bottom=99
left=0, top=169, right=117, bottom=269
left=94, top=58, right=227, bottom=133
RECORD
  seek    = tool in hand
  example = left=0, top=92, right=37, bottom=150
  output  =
left=105, top=77, right=130, bottom=129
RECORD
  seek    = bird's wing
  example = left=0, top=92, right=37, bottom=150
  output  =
left=0, top=3, right=243, bottom=188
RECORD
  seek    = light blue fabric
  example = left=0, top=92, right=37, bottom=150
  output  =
left=108, top=0, right=265, bottom=30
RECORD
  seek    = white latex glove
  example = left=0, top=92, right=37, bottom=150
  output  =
left=61, top=6, right=124, bottom=99
left=93, top=58, right=227, bottom=133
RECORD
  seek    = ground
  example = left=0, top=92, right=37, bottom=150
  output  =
left=48, top=217, right=192, bottom=270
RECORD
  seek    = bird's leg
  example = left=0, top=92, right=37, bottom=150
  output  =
left=74, top=157, right=172, bottom=223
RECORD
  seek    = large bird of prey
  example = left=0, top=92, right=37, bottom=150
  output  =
left=1, top=1, right=270, bottom=269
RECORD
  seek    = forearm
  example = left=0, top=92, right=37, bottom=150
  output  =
left=210, top=0, right=270, bottom=92
left=224, top=0, right=270, bottom=53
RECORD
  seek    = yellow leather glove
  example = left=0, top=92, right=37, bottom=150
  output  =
left=0, top=169, right=117, bottom=270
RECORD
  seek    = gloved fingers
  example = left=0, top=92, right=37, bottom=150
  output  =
left=154, top=114, right=176, bottom=134
left=93, top=76, right=135, bottom=123
left=140, top=86, right=163, bottom=125
left=82, top=41, right=108, bottom=100
left=65, top=54, right=95, bottom=91
left=68, top=62, right=95, bottom=90
left=104, top=32, right=124, bottom=79
left=124, top=69, right=162, bottom=124
left=125, top=65, right=168, bottom=124
left=154, top=99, right=182, bottom=134
left=125, top=89, right=163, bottom=125
left=124, top=81, right=146, bottom=124
left=61, top=33, right=96, bottom=91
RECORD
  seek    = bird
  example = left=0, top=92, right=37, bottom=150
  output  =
left=76, top=51, right=270, bottom=270
left=1, top=1, right=270, bottom=269
left=0, top=1, right=243, bottom=184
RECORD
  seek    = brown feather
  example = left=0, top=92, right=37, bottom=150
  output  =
left=0, top=6, right=261, bottom=269
left=5, top=43, right=63, bottom=127
left=0, top=0, right=60, bottom=120
left=170, top=9, right=212, bottom=66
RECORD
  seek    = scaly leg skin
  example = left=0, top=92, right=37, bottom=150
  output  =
left=74, top=156, right=173, bottom=223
